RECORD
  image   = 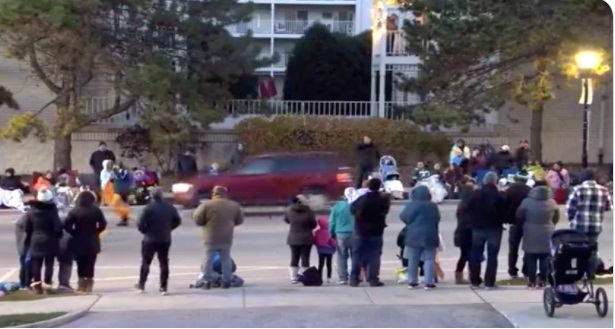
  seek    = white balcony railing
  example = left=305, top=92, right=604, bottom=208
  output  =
left=386, top=30, right=409, bottom=56
left=272, top=52, right=292, bottom=68
left=227, top=99, right=418, bottom=119
left=85, top=97, right=498, bottom=132
left=273, top=20, right=354, bottom=35
left=227, top=19, right=272, bottom=35
left=84, top=97, right=142, bottom=126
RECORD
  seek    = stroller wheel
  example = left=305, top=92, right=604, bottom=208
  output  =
left=543, top=287, right=556, bottom=317
left=595, top=287, right=609, bottom=318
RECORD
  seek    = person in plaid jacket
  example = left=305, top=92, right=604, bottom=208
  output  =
left=566, top=169, right=612, bottom=277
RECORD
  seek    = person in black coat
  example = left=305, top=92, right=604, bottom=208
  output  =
left=23, top=188, right=63, bottom=294
left=453, top=180, right=477, bottom=284
left=136, top=188, right=181, bottom=294
left=14, top=215, right=30, bottom=289
left=349, top=178, right=390, bottom=287
left=354, top=136, right=381, bottom=188
left=503, top=173, right=531, bottom=278
left=57, top=218, right=75, bottom=291
left=465, top=172, right=508, bottom=289
left=176, top=150, right=198, bottom=180
left=64, top=191, right=107, bottom=293
left=495, top=145, right=515, bottom=174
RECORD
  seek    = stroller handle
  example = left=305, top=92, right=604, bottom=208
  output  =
left=379, top=155, right=397, bottom=168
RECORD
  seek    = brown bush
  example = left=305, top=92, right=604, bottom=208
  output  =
left=235, top=116, right=452, bottom=166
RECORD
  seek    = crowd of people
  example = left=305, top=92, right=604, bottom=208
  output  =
left=5, top=136, right=614, bottom=296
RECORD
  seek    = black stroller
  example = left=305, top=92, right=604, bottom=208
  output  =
left=543, top=229, right=609, bottom=318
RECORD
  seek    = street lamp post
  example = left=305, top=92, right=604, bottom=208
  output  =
left=574, top=51, right=602, bottom=168
left=581, top=78, right=589, bottom=168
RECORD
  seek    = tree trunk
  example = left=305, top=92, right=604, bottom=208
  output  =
left=53, top=93, right=73, bottom=170
left=529, top=104, right=543, bottom=162
left=53, top=133, right=72, bottom=170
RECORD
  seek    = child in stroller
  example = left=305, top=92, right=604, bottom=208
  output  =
left=132, top=167, right=159, bottom=205
left=378, top=156, right=405, bottom=199
left=543, top=229, right=609, bottom=318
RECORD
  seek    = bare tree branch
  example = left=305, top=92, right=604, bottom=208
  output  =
left=27, top=45, right=61, bottom=93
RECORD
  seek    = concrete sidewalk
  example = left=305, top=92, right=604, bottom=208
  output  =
left=476, top=287, right=614, bottom=328
left=0, top=295, right=100, bottom=316
left=1, top=285, right=611, bottom=328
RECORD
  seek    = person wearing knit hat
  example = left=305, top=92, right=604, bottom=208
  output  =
left=465, top=171, right=508, bottom=289
left=22, top=188, right=63, bottom=294
left=503, top=169, right=531, bottom=279
left=193, top=185, right=244, bottom=289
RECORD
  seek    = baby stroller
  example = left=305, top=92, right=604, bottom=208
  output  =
left=543, top=229, right=609, bottom=318
left=132, top=168, right=159, bottom=205
left=378, top=156, right=405, bottom=199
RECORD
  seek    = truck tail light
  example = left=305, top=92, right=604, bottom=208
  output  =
left=336, top=173, right=352, bottom=183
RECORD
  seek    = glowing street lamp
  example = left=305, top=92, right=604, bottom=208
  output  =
left=575, top=51, right=602, bottom=71
left=575, top=50, right=603, bottom=168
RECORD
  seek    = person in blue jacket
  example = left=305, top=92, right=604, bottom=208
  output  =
left=400, top=185, right=441, bottom=290
left=328, top=188, right=355, bottom=284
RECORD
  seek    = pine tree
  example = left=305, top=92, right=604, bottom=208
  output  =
left=0, top=0, right=263, bottom=169
left=398, top=0, right=611, bottom=160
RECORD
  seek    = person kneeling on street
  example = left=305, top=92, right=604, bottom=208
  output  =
left=193, top=186, right=244, bottom=290
left=136, top=188, right=182, bottom=295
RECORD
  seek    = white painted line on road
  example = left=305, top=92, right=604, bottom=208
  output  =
left=0, top=268, right=17, bottom=282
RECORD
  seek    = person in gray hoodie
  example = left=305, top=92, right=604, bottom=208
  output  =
left=400, top=185, right=441, bottom=290
left=516, top=185, right=559, bottom=288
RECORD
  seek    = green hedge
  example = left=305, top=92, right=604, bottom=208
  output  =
left=235, top=116, right=451, bottom=166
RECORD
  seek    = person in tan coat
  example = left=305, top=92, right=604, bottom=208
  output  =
left=193, top=186, right=244, bottom=289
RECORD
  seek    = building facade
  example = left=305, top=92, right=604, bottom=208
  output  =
left=236, top=0, right=376, bottom=98
left=0, top=1, right=612, bottom=173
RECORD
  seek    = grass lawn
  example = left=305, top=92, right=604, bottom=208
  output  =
left=0, top=312, right=66, bottom=328
left=497, top=276, right=613, bottom=286
left=0, top=289, right=77, bottom=302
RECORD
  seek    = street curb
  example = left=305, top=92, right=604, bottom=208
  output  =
left=15, top=295, right=101, bottom=328
left=486, top=305, right=519, bottom=328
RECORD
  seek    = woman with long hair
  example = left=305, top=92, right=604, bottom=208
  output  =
left=284, top=195, right=317, bottom=284
left=64, top=191, right=107, bottom=293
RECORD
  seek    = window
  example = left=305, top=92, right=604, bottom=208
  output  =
left=275, top=156, right=335, bottom=173
left=297, top=11, right=308, bottom=20
left=322, top=12, right=333, bottom=19
left=234, top=158, right=276, bottom=175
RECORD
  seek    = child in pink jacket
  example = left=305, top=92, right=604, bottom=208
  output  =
left=314, top=216, right=336, bottom=283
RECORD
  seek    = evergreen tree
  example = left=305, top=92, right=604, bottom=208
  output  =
left=0, top=0, right=262, bottom=169
left=284, top=24, right=371, bottom=102
left=399, top=0, right=611, bottom=160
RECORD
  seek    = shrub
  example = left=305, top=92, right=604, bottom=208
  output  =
left=235, top=116, right=452, bottom=166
